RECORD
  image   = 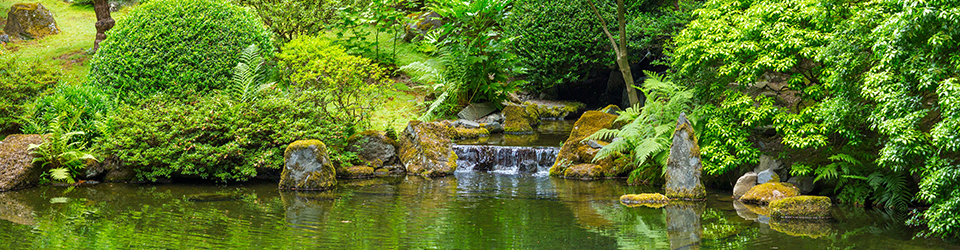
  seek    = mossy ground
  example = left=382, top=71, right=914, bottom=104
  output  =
left=739, top=182, right=800, bottom=204
left=770, top=195, right=832, bottom=219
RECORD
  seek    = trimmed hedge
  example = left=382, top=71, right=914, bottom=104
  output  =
left=89, top=0, right=273, bottom=99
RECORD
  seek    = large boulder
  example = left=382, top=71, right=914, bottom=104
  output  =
left=664, top=113, right=706, bottom=199
left=502, top=104, right=537, bottom=134
left=757, top=169, right=779, bottom=184
left=549, top=110, right=624, bottom=179
left=398, top=121, right=458, bottom=177
left=347, top=130, right=399, bottom=166
left=0, top=134, right=46, bottom=191
left=4, top=3, right=59, bottom=40
left=732, top=171, right=758, bottom=199
left=770, top=195, right=832, bottom=219
left=279, top=140, right=337, bottom=190
left=739, top=182, right=800, bottom=204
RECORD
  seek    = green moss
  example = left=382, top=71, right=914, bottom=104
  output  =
left=769, top=218, right=832, bottom=238
left=666, top=184, right=706, bottom=200
left=279, top=139, right=337, bottom=190
left=548, top=111, right=619, bottom=177
left=770, top=195, right=832, bottom=219
left=503, top=104, right=535, bottom=133
left=620, top=193, right=670, bottom=208
left=562, top=163, right=602, bottom=179
left=284, top=140, right=327, bottom=160
left=740, top=182, right=800, bottom=204
left=398, top=121, right=457, bottom=177
left=452, top=127, right=490, bottom=139
left=339, top=166, right=375, bottom=179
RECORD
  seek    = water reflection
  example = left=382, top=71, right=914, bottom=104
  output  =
left=0, top=175, right=955, bottom=249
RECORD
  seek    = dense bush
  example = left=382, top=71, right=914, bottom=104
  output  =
left=277, top=36, right=388, bottom=125
left=99, top=91, right=357, bottom=182
left=21, top=84, right=115, bottom=140
left=89, top=0, right=273, bottom=99
left=234, top=0, right=343, bottom=42
left=0, top=57, right=60, bottom=132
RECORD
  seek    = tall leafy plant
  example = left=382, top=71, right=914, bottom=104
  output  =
left=585, top=71, right=694, bottom=184
left=28, top=115, right=98, bottom=184
left=229, top=44, right=275, bottom=103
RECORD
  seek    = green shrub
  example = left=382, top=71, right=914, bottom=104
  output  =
left=28, top=115, right=98, bottom=184
left=234, top=0, right=343, bottom=42
left=0, top=57, right=60, bottom=132
left=89, top=0, right=274, bottom=99
left=100, top=91, right=359, bottom=182
left=277, top=36, right=388, bottom=125
left=21, top=84, right=115, bottom=140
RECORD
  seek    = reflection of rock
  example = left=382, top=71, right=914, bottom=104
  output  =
left=280, top=190, right=338, bottom=228
left=768, top=218, right=832, bottom=238
left=398, top=121, right=458, bottom=177
left=770, top=195, right=832, bottom=219
left=620, top=193, right=669, bottom=208
left=732, top=200, right=759, bottom=221
left=0, top=191, right=36, bottom=225
left=503, top=133, right=538, bottom=145
left=739, top=182, right=799, bottom=204
left=665, top=202, right=704, bottom=250
left=0, top=134, right=46, bottom=191
left=732, top=172, right=757, bottom=199
left=664, top=113, right=706, bottom=199
left=279, top=140, right=337, bottom=190
left=549, top=111, right=623, bottom=179
left=551, top=178, right=625, bottom=228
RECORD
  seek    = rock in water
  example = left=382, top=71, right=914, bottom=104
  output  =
left=279, top=140, right=337, bottom=190
left=740, top=182, right=800, bottom=204
left=347, top=130, right=399, bottom=166
left=732, top=172, right=758, bottom=199
left=664, top=113, right=706, bottom=199
left=398, top=121, right=457, bottom=177
left=757, top=169, right=780, bottom=184
left=548, top=110, right=625, bottom=179
left=770, top=195, right=832, bottom=219
left=0, top=134, right=46, bottom=191
left=502, top=104, right=537, bottom=134
left=4, top=3, right=60, bottom=40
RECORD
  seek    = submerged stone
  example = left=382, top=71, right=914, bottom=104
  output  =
left=0, top=134, right=46, bottom=191
left=279, top=140, right=337, bottom=190
left=4, top=3, right=59, bottom=40
left=769, top=218, right=832, bottom=238
left=770, top=195, right=832, bottom=219
left=664, top=113, right=706, bottom=199
left=739, top=182, right=799, bottom=204
left=398, top=121, right=457, bottom=177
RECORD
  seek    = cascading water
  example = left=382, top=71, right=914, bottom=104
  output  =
left=453, top=145, right=559, bottom=176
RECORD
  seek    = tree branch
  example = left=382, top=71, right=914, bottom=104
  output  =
left=587, top=0, right=620, bottom=56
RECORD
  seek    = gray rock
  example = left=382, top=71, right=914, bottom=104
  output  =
left=787, top=176, right=815, bottom=194
left=733, top=172, right=758, bottom=199
left=664, top=113, right=706, bottom=199
left=455, top=119, right=481, bottom=128
left=0, top=34, right=8, bottom=43
left=398, top=121, right=457, bottom=177
left=586, top=140, right=605, bottom=149
left=477, top=113, right=504, bottom=124
left=81, top=160, right=105, bottom=180
left=457, top=102, right=497, bottom=121
left=758, top=169, right=780, bottom=184
left=754, top=154, right=781, bottom=173
left=347, top=131, right=399, bottom=166
left=279, top=140, right=337, bottom=190
left=0, top=134, right=46, bottom=191
left=4, top=3, right=60, bottom=40
left=483, top=121, right=504, bottom=133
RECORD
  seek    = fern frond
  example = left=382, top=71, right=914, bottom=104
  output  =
left=49, top=168, right=75, bottom=184
left=829, top=153, right=861, bottom=165
left=419, top=91, right=449, bottom=121
left=593, top=139, right=632, bottom=162
left=632, top=137, right=668, bottom=167
left=584, top=128, right=621, bottom=141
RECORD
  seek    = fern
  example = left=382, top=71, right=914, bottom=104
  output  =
left=401, top=60, right=459, bottom=121
left=230, top=44, right=274, bottom=103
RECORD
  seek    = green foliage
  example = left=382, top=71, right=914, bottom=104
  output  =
left=28, top=115, right=98, bottom=184
left=586, top=71, right=694, bottom=182
left=277, top=36, right=388, bottom=125
left=696, top=91, right=777, bottom=175
left=21, top=84, right=116, bottom=141
left=399, top=60, right=458, bottom=121
left=426, top=0, right=523, bottom=105
left=234, top=0, right=342, bottom=42
left=89, top=0, right=274, bottom=100
left=229, top=44, right=275, bottom=103
left=0, top=57, right=60, bottom=132
left=99, top=91, right=358, bottom=182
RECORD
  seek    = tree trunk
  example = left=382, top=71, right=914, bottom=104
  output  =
left=93, top=0, right=114, bottom=53
left=616, top=0, right=640, bottom=105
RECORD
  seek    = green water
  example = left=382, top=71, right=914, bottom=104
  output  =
left=0, top=173, right=956, bottom=249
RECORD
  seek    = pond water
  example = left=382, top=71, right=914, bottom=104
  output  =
left=0, top=173, right=956, bottom=249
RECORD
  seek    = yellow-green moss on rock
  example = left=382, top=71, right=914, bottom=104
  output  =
left=398, top=121, right=458, bottom=177
left=3, top=3, right=60, bottom=40
left=770, top=195, right=832, bottom=219
left=549, top=111, right=623, bottom=179
left=769, top=218, right=832, bottom=238
left=338, top=166, right=375, bottom=179
left=279, top=140, right=337, bottom=190
left=620, top=193, right=670, bottom=208
left=521, top=101, right=585, bottom=119
left=503, top=104, right=536, bottom=134
left=739, top=182, right=800, bottom=204
left=452, top=127, right=490, bottom=139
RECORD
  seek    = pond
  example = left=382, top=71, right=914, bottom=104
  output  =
left=0, top=172, right=956, bottom=249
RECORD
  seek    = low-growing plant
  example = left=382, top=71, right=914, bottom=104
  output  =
left=28, top=115, right=98, bottom=184
left=21, top=84, right=115, bottom=141
left=0, top=57, right=60, bottom=132
left=89, top=0, right=274, bottom=99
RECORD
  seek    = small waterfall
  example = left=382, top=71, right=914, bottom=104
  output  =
left=453, top=145, right=560, bottom=176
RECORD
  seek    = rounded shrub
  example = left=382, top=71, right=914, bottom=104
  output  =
left=89, top=0, right=273, bottom=99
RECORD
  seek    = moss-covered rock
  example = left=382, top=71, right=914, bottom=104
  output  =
left=503, top=104, right=537, bottom=134
left=562, top=163, right=602, bottom=179
left=347, top=130, right=399, bottom=167
left=619, top=193, right=670, bottom=208
left=0, top=134, right=46, bottom=191
left=338, top=166, right=375, bottom=179
left=664, top=113, right=706, bottom=200
left=739, top=182, right=800, bottom=204
left=398, top=121, right=457, bottom=177
left=770, top=195, right=832, bottom=219
left=279, top=140, right=337, bottom=190
left=452, top=127, right=490, bottom=139
left=522, top=100, right=585, bottom=119
left=549, top=111, right=622, bottom=179
left=3, top=3, right=60, bottom=40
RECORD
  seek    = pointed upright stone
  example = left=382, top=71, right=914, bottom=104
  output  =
left=664, top=113, right=706, bottom=200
